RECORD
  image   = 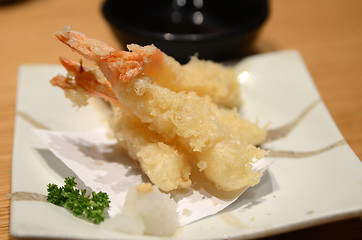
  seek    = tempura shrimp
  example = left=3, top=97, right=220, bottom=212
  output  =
left=56, top=26, right=241, bottom=108
left=128, top=44, right=241, bottom=108
left=51, top=58, right=192, bottom=191
left=54, top=27, right=267, bottom=191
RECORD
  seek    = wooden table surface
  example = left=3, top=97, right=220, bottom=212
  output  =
left=0, top=0, right=361, bottom=239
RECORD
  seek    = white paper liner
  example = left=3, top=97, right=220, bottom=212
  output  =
left=33, top=127, right=271, bottom=226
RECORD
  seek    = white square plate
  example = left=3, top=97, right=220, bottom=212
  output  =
left=10, top=50, right=362, bottom=239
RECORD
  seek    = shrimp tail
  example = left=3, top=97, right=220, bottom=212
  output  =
left=55, top=26, right=164, bottom=84
left=51, top=56, right=119, bottom=105
left=55, top=26, right=116, bottom=60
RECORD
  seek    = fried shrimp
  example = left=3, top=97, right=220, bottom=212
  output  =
left=128, top=44, right=241, bottom=108
left=110, top=106, right=192, bottom=191
left=51, top=58, right=192, bottom=191
left=106, top=76, right=266, bottom=191
left=56, top=26, right=241, bottom=108
left=53, top=27, right=267, bottom=192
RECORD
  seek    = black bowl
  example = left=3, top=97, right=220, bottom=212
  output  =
left=102, top=0, right=269, bottom=63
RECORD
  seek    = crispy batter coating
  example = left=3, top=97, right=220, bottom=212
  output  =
left=51, top=27, right=268, bottom=192
left=129, top=44, right=241, bottom=108
left=110, top=76, right=267, bottom=191
left=110, top=106, right=192, bottom=191
left=51, top=59, right=191, bottom=191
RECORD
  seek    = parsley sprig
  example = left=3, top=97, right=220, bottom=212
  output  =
left=47, top=176, right=110, bottom=224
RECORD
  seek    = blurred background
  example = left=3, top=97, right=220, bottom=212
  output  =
left=0, top=0, right=361, bottom=239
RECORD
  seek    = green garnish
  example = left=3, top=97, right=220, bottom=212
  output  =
left=46, top=176, right=110, bottom=224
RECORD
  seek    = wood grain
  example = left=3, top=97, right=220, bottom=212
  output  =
left=0, top=0, right=361, bottom=239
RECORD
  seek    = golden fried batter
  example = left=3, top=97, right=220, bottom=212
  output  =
left=51, top=26, right=267, bottom=192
